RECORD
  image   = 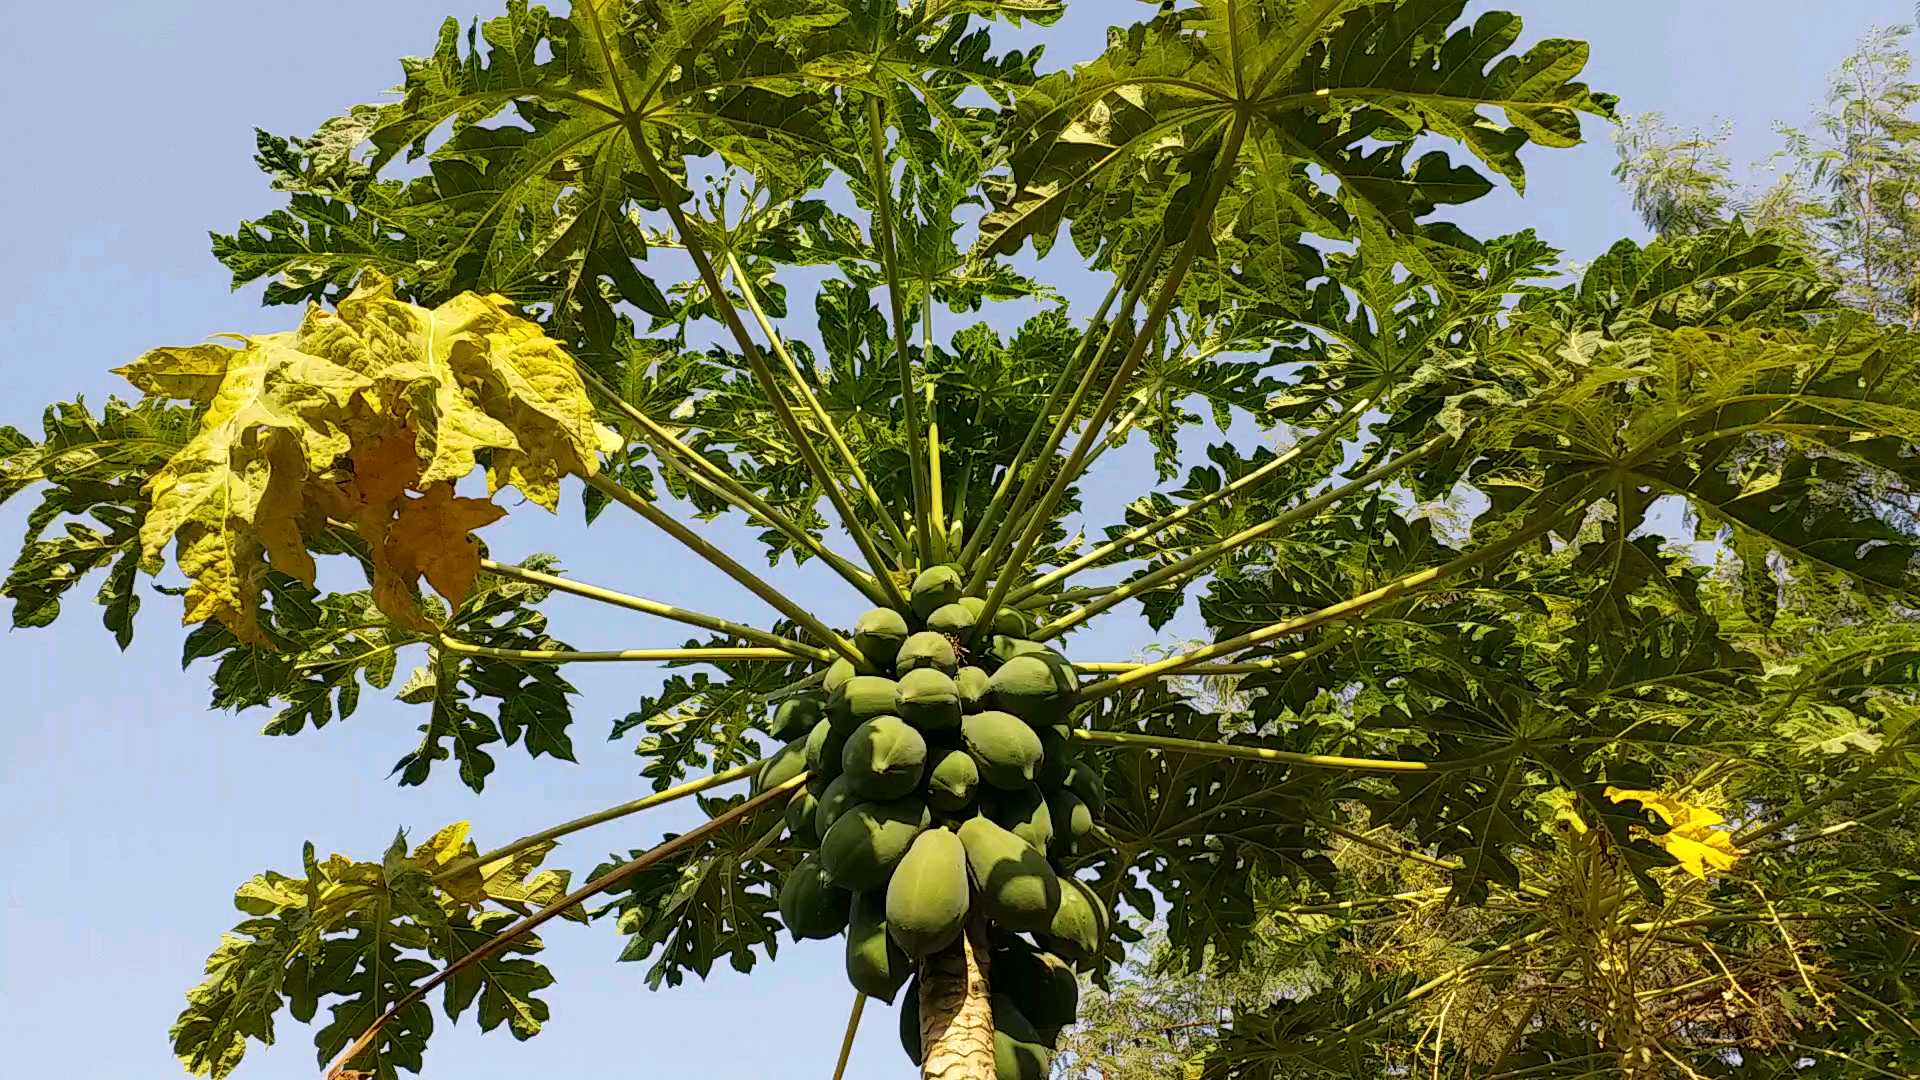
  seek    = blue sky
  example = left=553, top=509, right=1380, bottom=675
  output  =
left=1, top=3, right=1912, bottom=1078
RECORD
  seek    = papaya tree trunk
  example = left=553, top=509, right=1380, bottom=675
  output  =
left=919, top=920, right=994, bottom=1080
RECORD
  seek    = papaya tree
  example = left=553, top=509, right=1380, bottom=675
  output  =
left=7, top=3, right=1920, bottom=1079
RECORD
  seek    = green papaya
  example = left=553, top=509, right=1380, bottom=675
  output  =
left=910, top=565, right=965, bottom=620
left=820, top=797, right=931, bottom=891
left=1044, top=789, right=1093, bottom=857
left=993, top=938, right=1079, bottom=1034
left=752, top=736, right=808, bottom=795
left=896, top=631, right=959, bottom=675
left=899, top=977, right=923, bottom=1066
left=885, top=827, right=971, bottom=958
left=1043, top=875, right=1106, bottom=965
left=768, top=694, right=824, bottom=741
left=778, top=854, right=851, bottom=941
left=896, top=668, right=962, bottom=731
left=823, top=656, right=858, bottom=695
left=1036, top=723, right=1074, bottom=787
left=990, top=785, right=1054, bottom=854
left=926, top=602, right=977, bottom=637
left=814, top=774, right=860, bottom=837
left=991, top=606, right=1030, bottom=638
left=805, top=714, right=848, bottom=783
left=957, top=815, right=1059, bottom=933
left=990, top=654, right=1077, bottom=724
left=786, top=788, right=821, bottom=844
left=963, top=710, right=1045, bottom=789
left=853, top=607, right=910, bottom=668
left=985, top=634, right=1055, bottom=668
left=842, top=715, right=928, bottom=800
left=991, top=995, right=1054, bottom=1080
left=1064, top=758, right=1106, bottom=817
left=926, top=749, right=980, bottom=812
left=846, top=889, right=913, bottom=1003
left=831, top=675, right=901, bottom=726
left=955, top=666, right=993, bottom=713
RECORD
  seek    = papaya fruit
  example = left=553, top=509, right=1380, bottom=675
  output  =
left=993, top=938, right=1079, bottom=1034
left=820, top=797, right=931, bottom=891
left=925, top=602, right=977, bottom=637
left=991, top=995, right=1054, bottom=1080
left=842, top=715, right=928, bottom=800
left=910, top=565, right=965, bottom=620
left=814, top=773, right=860, bottom=838
left=823, top=656, right=857, bottom=695
left=786, top=787, right=821, bottom=844
left=990, top=654, right=1076, bottom=724
left=984, top=634, right=1055, bottom=668
left=778, top=854, right=850, bottom=941
left=885, top=827, right=971, bottom=958
left=957, top=815, right=1059, bottom=933
left=1036, top=723, right=1074, bottom=787
left=831, top=675, right=901, bottom=726
left=955, top=666, right=993, bottom=713
left=1064, top=758, right=1106, bottom=817
left=752, top=736, right=808, bottom=795
left=805, top=714, right=848, bottom=783
left=963, top=710, right=1046, bottom=789
left=926, top=748, right=980, bottom=812
left=853, top=607, right=910, bottom=668
left=895, top=631, right=958, bottom=675
left=1042, top=875, right=1106, bottom=965
left=990, top=785, right=1054, bottom=854
left=1045, top=789, right=1093, bottom=857
left=896, top=668, right=961, bottom=731
left=991, top=606, right=1030, bottom=638
left=768, top=694, right=824, bottom=741
left=846, top=889, right=913, bottom=1003
left=898, top=976, right=923, bottom=1066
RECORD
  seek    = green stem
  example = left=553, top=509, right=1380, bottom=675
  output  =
left=1732, top=741, right=1903, bottom=845
left=624, top=124, right=908, bottom=610
left=956, top=231, right=1159, bottom=591
left=1076, top=484, right=1599, bottom=701
left=865, top=95, right=933, bottom=567
left=1011, top=396, right=1376, bottom=603
left=325, top=772, right=807, bottom=1080
left=721, top=251, right=916, bottom=563
left=924, top=300, right=949, bottom=562
left=973, top=114, right=1252, bottom=637
left=831, top=994, right=867, bottom=1080
left=439, top=638, right=797, bottom=665
left=481, top=559, right=834, bottom=662
left=1743, top=801, right=1909, bottom=855
left=1067, top=728, right=1517, bottom=774
left=1035, top=434, right=1448, bottom=640
left=1069, top=632, right=1347, bottom=677
left=431, top=760, right=763, bottom=884
left=586, top=473, right=865, bottom=666
left=582, top=371, right=889, bottom=607
left=1325, top=823, right=1460, bottom=872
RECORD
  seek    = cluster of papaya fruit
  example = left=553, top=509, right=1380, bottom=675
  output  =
left=753, top=565, right=1109, bottom=1077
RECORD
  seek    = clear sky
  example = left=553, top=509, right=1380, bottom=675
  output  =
left=1, top=3, right=1912, bottom=1079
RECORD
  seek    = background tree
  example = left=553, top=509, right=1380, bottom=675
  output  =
left=4, top=4, right=1918, bottom=1080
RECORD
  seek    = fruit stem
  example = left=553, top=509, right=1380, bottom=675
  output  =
left=431, top=759, right=765, bottom=885
left=487, top=560, right=835, bottom=660
left=1069, top=729, right=1521, bottom=773
left=584, top=474, right=868, bottom=667
left=438, top=638, right=801, bottom=665
left=831, top=994, right=867, bottom=1080
left=325, top=773, right=807, bottom=1080
left=722, top=250, right=918, bottom=564
left=865, top=94, right=936, bottom=567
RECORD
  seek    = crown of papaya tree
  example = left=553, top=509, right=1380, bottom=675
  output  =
left=7, top=2, right=1920, bottom=1079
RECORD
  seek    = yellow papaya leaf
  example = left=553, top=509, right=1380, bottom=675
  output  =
left=121, top=336, right=371, bottom=642
left=119, top=276, right=611, bottom=642
left=364, top=483, right=506, bottom=628
left=329, top=277, right=616, bottom=508
left=1604, top=786, right=1742, bottom=878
